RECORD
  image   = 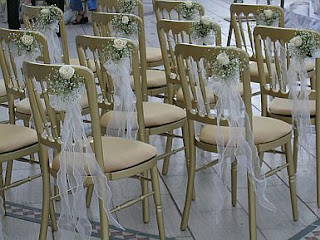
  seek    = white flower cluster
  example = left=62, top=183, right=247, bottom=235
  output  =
left=176, top=0, right=201, bottom=20
left=289, top=31, right=319, bottom=59
left=103, top=38, right=131, bottom=62
left=111, top=14, right=139, bottom=39
left=118, top=0, right=138, bottom=14
left=255, top=9, right=280, bottom=26
left=10, top=32, right=39, bottom=56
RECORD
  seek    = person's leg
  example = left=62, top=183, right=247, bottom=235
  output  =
left=71, top=0, right=88, bottom=24
left=7, top=0, right=20, bottom=29
left=86, top=0, right=97, bottom=11
left=70, top=0, right=83, bottom=11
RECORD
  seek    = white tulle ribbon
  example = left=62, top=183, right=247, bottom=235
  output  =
left=104, top=57, right=138, bottom=139
left=206, top=65, right=276, bottom=218
left=50, top=87, right=122, bottom=239
left=39, top=21, right=62, bottom=63
left=191, top=32, right=215, bottom=46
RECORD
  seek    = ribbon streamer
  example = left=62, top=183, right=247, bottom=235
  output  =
left=104, top=57, right=138, bottom=139
left=50, top=86, right=122, bottom=239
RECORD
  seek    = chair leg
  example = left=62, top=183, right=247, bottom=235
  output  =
left=49, top=188, right=57, bottom=231
left=141, top=171, right=150, bottom=223
left=293, top=127, right=298, bottom=173
left=285, top=141, right=298, bottom=221
left=85, top=184, right=94, bottom=207
left=162, top=131, right=173, bottom=175
left=4, top=160, right=13, bottom=186
left=231, top=159, right=237, bottom=207
left=150, top=166, right=165, bottom=240
left=316, top=121, right=320, bottom=208
left=98, top=198, right=110, bottom=240
left=0, top=163, right=6, bottom=213
left=39, top=149, right=51, bottom=240
left=247, top=175, right=257, bottom=240
left=180, top=132, right=196, bottom=231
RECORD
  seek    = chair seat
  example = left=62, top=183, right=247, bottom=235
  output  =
left=16, top=96, right=89, bottom=115
left=100, top=102, right=186, bottom=128
left=269, top=97, right=316, bottom=116
left=131, top=70, right=167, bottom=89
left=199, top=116, right=292, bottom=146
left=146, top=47, right=162, bottom=64
left=69, top=58, right=97, bottom=72
left=0, top=124, right=38, bottom=154
left=52, top=136, right=157, bottom=173
left=0, top=79, right=6, bottom=97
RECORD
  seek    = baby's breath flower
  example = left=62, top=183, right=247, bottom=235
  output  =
left=255, top=9, right=280, bottom=26
left=176, top=1, right=202, bottom=20
left=9, top=32, right=39, bottom=56
left=111, top=14, right=139, bottom=38
left=118, top=0, right=138, bottom=14
left=191, top=16, right=218, bottom=40
left=34, top=6, right=60, bottom=30
left=103, top=39, right=132, bottom=62
left=289, top=31, right=319, bottom=59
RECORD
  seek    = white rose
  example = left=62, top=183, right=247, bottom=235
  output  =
left=21, top=34, right=34, bottom=46
left=264, top=9, right=273, bottom=19
left=121, top=16, right=129, bottom=24
left=201, top=16, right=213, bottom=26
left=40, top=8, right=50, bottom=16
left=290, top=36, right=303, bottom=48
left=113, top=39, right=127, bottom=49
left=216, top=52, right=230, bottom=66
left=185, top=0, right=192, bottom=8
left=59, top=66, right=75, bottom=80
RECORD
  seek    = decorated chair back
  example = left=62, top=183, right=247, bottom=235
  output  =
left=97, top=0, right=144, bottom=19
left=0, top=28, right=50, bottom=123
left=76, top=35, right=147, bottom=141
left=22, top=4, right=69, bottom=64
left=175, top=44, right=252, bottom=126
left=157, top=19, right=221, bottom=103
left=254, top=26, right=320, bottom=115
left=154, top=0, right=204, bottom=22
left=92, top=12, right=149, bottom=99
left=230, top=3, right=284, bottom=61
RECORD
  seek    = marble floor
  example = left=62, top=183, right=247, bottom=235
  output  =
left=1, top=0, right=319, bottom=239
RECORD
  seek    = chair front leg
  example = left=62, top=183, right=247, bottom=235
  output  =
left=247, top=174, right=257, bottom=240
left=162, top=130, right=173, bottom=175
left=231, top=158, right=237, bottom=207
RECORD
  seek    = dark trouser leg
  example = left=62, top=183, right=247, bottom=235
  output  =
left=7, top=0, right=21, bottom=29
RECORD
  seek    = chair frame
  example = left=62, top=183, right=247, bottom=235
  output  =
left=176, top=44, right=298, bottom=240
left=23, top=60, right=166, bottom=240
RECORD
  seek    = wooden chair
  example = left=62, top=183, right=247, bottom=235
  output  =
left=254, top=26, right=320, bottom=206
left=96, top=0, right=163, bottom=68
left=154, top=0, right=205, bottom=22
left=92, top=12, right=167, bottom=101
left=76, top=35, right=188, bottom=222
left=176, top=44, right=298, bottom=240
left=23, top=60, right=166, bottom=240
left=22, top=4, right=70, bottom=64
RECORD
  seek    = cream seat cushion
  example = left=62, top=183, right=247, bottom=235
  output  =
left=100, top=102, right=186, bottom=128
left=146, top=47, right=162, bottom=63
left=175, top=82, right=244, bottom=103
left=269, top=97, right=316, bottom=116
left=0, top=124, right=38, bottom=154
left=16, top=95, right=90, bottom=115
left=131, top=70, right=167, bottom=89
left=199, top=116, right=292, bottom=146
left=69, top=58, right=97, bottom=73
left=0, top=79, right=6, bottom=97
left=52, top=136, right=157, bottom=173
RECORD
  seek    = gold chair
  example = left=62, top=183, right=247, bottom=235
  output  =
left=176, top=44, right=298, bottom=240
left=96, top=0, right=163, bottom=68
left=0, top=80, right=7, bottom=108
left=23, top=60, right=166, bottom=240
left=22, top=4, right=70, bottom=64
left=254, top=26, right=320, bottom=206
left=154, top=0, right=204, bottom=22
left=76, top=35, right=188, bottom=223
left=92, top=12, right=167, bottom=101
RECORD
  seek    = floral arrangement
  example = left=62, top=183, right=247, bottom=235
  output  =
left=210, top=52, right=248, bottom=82
left=10, top=32, right=39, bottom=56
left=176, top=0, right=202, bottom=20
left=191, top=16, right=217, bottom=39
left=48, top=66, right=85, bottom=101
left=118, top=0, right=138, bottom=14
left=103, top=39, right=131, bottom=62
left=255, top=9, right=280, bottom=26
left=35, top=6, right=60, bottom=29
left=111, top=14, right=139, bottom=38
left=289, top=31, right=319, bottom=59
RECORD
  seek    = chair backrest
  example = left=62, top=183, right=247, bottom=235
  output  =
left=157, top=19, right=221, bottom=101
left=154, top=0, right=205, bottom=22
left=23, top=61, right=106, bottom=168
left=21, top=4, right=70, bottom=64
left=0, top=28, right=50, bottom=123
left=92, top=11, right=149, bottom=99
left=175, top=44, right=252, bottom=125
left=254, top=26, right=320, bottom=116
left=97, top=0, right=144, bottom=20
left=230, top=3, right=284, bottom=60
left=75, top=35, right=147, bottom=141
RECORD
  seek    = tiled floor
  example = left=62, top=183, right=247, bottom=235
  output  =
left=1, top=0, right=320, bottom=239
